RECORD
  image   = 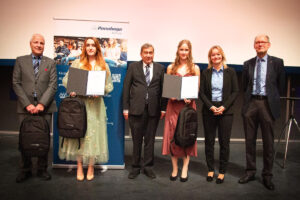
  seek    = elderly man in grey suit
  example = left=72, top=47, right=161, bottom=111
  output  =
left=123, top=43, right=166, bottom=179
left=238, top=35, right=285, bottom=190
left=13, top=34, right=57, bottom=183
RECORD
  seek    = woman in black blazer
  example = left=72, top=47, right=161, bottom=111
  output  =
left=200, top=45, right=239, bottom=184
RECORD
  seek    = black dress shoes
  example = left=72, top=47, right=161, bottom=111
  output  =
left=216, top=178, right=224, bottom=184
left=170, top=175, right=177, bottom=181
left=263, top=179, right=275, bottom=190
left=16, top=171, right=32, bottom=183
left=144, top=168, right=156, bottom=179
left=180, top=175, right=188, bottom=182
left=128, top=169, right=140, bottom=179
left=238, top=174, right=255, bottom=184
left=170, top=173, right=178, bottom=181
left=37, top=170, right=51, bottom=181
left=206, top=176, right=213, bottom=182
left=170, top=169, right=180, bottom=181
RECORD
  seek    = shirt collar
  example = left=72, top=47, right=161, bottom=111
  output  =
left=143, top=62, right=153, bottom=68
left=256, top=54, right=268, bottom=62
left=32, top=54, right=42, bottom=60
left=212, top=65, right=224, bottom=72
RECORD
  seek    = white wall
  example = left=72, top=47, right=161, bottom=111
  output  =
left=0, top=0, right=299, bottom=66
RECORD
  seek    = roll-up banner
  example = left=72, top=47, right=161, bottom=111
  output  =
left=53, top=18, right=128, bottom=169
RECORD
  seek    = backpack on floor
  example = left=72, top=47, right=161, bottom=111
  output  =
left=173, top=105, right=198, bottom=148
left=19, top=115, right=50, bottom=157
left=57, top=97, right=87, bottom=149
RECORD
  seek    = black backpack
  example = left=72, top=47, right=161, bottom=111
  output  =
left=173, top=105, right=198, bottom=148
left=19, top=115, right=50, bottom=157
left=57, top=97, right=87, bottom=149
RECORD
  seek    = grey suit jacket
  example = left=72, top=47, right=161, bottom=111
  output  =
left=122, top=61, right=166, bottom=117
left=200, top=67, right=239, bottom=115
left=12, top=55, right=57, bottom=113
left=242, top=55, right=285, bottom=119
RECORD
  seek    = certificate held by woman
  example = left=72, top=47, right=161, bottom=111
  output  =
left=67, top=67, right=106, bottom=96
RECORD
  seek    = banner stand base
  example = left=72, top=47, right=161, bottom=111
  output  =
left=52, top=163, right=125, bottom=169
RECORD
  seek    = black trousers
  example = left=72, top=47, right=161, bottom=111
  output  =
left=18, top=113, right=52, bottom=172
left=203, top=113, right=233, bottom=174
left=129, top=105, right=160, bottom=170
left=243, top=98, right=275, bottom=178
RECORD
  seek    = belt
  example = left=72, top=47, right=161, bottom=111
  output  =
left=251, top=95, right=267, bottom=100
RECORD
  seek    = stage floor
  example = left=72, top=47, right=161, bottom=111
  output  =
left=1, top=134, right=300, bottom=200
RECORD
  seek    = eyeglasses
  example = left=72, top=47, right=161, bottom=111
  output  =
left=255, top=41, right=269, bottom=45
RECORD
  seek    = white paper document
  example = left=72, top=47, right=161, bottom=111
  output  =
left=180, top=76, right=199, bottom=99
left=86, top=71, right=106, bottom=95
left=162, top=74, right=199, bottom=99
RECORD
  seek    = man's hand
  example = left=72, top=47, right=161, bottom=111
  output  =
left=35, top=104, right=45, bottom=113
left=26, top=104, right=36, bottom=114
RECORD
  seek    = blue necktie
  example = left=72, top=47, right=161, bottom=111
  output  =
left=33, top=56, right=40, bottom=78
left=256, top=59, right=262, bottom=94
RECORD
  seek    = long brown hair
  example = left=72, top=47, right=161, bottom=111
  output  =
left=80, top=37, right=106, bottom=71
left=207, top=45, right=228, bottom=69
left=171, top=40, right=195, bottom=75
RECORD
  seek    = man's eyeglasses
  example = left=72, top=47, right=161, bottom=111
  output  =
left=255, top=41, right=269, bottom=45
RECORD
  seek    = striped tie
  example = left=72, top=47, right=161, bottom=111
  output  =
left=33, top=56, right=40, bottom=78
left=145, top=65, right=150, bottom=86
left=145, top=65, right=150, bottom=103
left=256, top=58, right=262, bottom=94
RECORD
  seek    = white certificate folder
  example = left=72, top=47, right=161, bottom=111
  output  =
left=162, top=74, right=199, bottom=99
left=66, top=67, right=106, bottom=96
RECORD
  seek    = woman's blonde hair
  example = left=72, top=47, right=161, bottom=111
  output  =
left=207, top=45, right=228, bottom=69
left=171, top=40, right=195, bottom=75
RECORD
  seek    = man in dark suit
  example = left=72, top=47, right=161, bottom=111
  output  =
left=123, top=43, right=166, bottom=179
left=238, top=35, right=285, bottom=190
left=13, top=34, right=57, bottom=183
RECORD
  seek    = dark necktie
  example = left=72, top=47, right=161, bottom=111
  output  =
left=145, top=65, right=150, bottom=86
left=256, top=58, right=262, bottom=94
left=145, top=65, right=150, bottom=103
left=33, top=56, right=40, bottom=78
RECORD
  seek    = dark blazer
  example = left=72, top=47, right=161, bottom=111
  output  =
left=123, top=61, right=166, bottom=117
left=200, top=67, right=239, bottom=115
left=242, top=55, right=285, bottom=119
left=12, top=55, right=57, bottom=113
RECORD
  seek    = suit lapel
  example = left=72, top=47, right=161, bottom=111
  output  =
left=207, top=68, right=212, bottom=95
left=266, top=55, right=273, bottom=86
left=150, top=63, right=158, bottom=86
left=26, top=55, right=35, bottom=80
left=37, top=57, right=47, bottom=80
left=138, top=61, right=147, bottom=84
left=222, top=68, right=229, bottom=96
left=249, top=57, right=256, bottom=84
